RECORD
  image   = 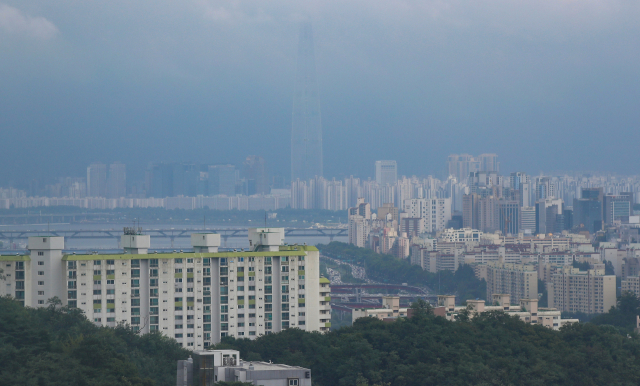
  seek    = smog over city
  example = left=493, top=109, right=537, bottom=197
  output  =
left=2, top=1, right=640, bottom=385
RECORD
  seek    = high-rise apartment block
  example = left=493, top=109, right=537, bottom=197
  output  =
left=402, top=198, right=452, bottom=233
left=107, top=162, right=127, bottom=198
left=0, top=229, right=330, bottom=350
left=375, top=160, right=398, bottom=186
left=87, top=163, right=107, bottom=197
left=486, top=261, right=538, bottom=304
left=548, top=266, right=616, bottom=314
left=447, top=154, right=499, bottom=182
left=242, top=156, right=268, bottom=195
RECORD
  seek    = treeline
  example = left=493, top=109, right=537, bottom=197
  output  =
left=318, top=242, right=486, bottom=302
left=215, top=299, right=640, bottom=386
left=0, top=296, right=189, bottom=386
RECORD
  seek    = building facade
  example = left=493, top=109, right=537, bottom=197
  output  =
left=486, top=261, right=538, bottom=304
left=0, top=228, right=330, bottom=350
left=548, top=266, right=616, bottom=314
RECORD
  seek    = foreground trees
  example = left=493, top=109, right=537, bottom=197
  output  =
left=216, top=299, right=640, bottom=386
left=0, top=296, right=189, bottom=386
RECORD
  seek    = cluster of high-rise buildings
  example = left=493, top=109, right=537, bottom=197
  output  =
left=346, top=154, right=640, bottom=315
left=0, top=228, right=331, bottom=349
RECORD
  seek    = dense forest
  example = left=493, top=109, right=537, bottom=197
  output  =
left=0, top=296, right=189, bottom=386
left=318, top=242, right=486, bottom=302
left=216, top=297, right=640, bottom=386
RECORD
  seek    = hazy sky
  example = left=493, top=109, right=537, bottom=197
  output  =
left=2, top=0, right=640, bottom=185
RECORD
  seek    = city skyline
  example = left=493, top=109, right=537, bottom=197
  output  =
left=2, top=1, right=640, bottom=186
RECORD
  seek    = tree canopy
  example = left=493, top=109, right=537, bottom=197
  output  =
left=0, top=296, right=189, bottom=386
left=215, top=298, right=640, bottom=386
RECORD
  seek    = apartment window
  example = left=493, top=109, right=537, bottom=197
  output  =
left=175, top=269, right=183, bottom=274
left=38, top=252, right=44, bottom=256
left=107, top=317, right=115, bottom=322
left=38, top=291, right=44, bottom=296
left=38, top=300, right=45, bottom=305
left=38, top=271, right=44, bottom=276
left=175, top=278, right=183, bottom=283
left=38, top=261, right=44, bottom=265
left=175, top=259, right=183, bottom=264
left=107, top=289, right=115, bottom=295
left=38, top=281, right=44, bottom=285
left=94, top=270, right=101, bottom=275
left=175, top=334, right=183, bottom=338
left=107, top=280, right=114, bottom=285
left=93, top=290, right=102, bottom=295
left=288, top=379, right=299, bottom=386
left=106, top=260, right=114, bottom=265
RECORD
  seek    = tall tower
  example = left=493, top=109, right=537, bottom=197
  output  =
left=291, top=22, right=323, bottom=182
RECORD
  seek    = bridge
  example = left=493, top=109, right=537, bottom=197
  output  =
left=0, top=227, right=348, bottom=245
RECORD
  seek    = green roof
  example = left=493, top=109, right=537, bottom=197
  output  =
left=0, top=255, right=31, bottom=262
left=279, top=245, right=319, bottom=252
left=319, top=277, right=331, bottom=284
left=63, top=250, right=309, bottom=261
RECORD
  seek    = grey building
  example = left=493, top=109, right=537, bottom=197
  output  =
left=291, top=22, right=323, bottom=182
left=178, top=350, right=311, bottom=386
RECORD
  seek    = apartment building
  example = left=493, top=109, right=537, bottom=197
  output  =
left=0, top=228, right=330, bottom=350
left=548, top=266, right=616, bottom=314
left=402, top=198, right=452, bottom=233
left=622, top=276, right=640, bottom=298
left=436, top=294, right=577, bottom=331
left=486, top=261, right=538, bottom=303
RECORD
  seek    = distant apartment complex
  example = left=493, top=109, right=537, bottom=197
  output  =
left=548, top=266, right=616, bottom=314
left=0, top=228, right=331, bottom=350
left=486, top=261, right=538, bottom=304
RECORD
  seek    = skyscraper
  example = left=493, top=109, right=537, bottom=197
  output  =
left=375, top=160, right=398, bottom=186
left=107, top=162, right=126, bottom=198
left=291, top=22, right=323, bottom=182
left=87, top=163, right=107, bottom=197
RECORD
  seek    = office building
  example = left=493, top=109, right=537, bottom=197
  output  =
left=486, top=261, right=538, bottom=304
left=603, top=193, right=634, bottom=225
left=499, top=200, right=520, bottom=235
left=0, top=229, right=330, bottom=350
left=573, top=198, right=602, bottom=233
left=535, top=198, right=563, bottom=234
left=520, top=206, right=536, bottom=234
left=242, top=156, right=268, bottom=195
left=548, top=266, right=616, bottom=314
left=87, top=163, right=107, bottom=197
left=291, top=22, right=323, bottom=182
left=208, top=165, right=237, bottom=196
left=374, top=160, right=398, bottom=186
left=107, top=162, right=126, bottom=198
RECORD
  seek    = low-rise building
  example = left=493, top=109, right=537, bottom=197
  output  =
left=351, top=296, right=408, bottom=323
left=178, top=349, right=311, bottom=386
left=437, top=294, right=577, bottom=331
